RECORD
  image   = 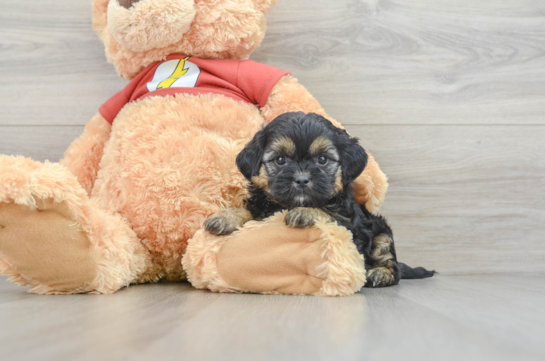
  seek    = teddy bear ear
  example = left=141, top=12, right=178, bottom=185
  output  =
left=254, top=0, right=279, bottom=13
left=92, top=0, right=110, bottom=36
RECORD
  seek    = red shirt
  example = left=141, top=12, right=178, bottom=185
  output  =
left=99, top=55, right=290, bottom=124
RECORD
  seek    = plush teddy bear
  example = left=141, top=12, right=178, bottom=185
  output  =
left=0, top=0, right=387, bottom=296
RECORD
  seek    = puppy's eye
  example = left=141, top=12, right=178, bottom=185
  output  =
left=276, top=155, right=286, bottom=165
left=317, top=155, right=328, bottom=165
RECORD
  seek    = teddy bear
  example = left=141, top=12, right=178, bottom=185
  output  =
left=0, top=0, right=388, bottom=296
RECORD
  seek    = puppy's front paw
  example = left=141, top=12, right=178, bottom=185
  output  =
left=365, top=267, right=395, bottom=288
left=285, top=208, right=330, bottom=229
left=204, top=208, right=252, bottom=235
left=204, top=215, right=237, bottom=235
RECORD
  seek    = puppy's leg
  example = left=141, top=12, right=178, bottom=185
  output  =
left=365, top=234, right=400, bottom=288
left=285, top=208, right=334, bottom=228
left=204, top=208, right=253, bottom=235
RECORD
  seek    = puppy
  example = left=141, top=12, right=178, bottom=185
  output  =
left=205, top=112, right=434, bottom=288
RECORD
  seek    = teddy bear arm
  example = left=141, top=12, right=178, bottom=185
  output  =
left=60, top=113, right=111, bottom=195
left=261, top=75, right=388, bottom=212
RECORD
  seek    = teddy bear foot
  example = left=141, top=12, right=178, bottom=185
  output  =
left=0, top=155, right=150, bottom=294
left=0, top=200, right=99, bottom=294
left=183, top=211, right=367, bottom=296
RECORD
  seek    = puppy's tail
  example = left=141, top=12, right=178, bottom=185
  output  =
left=398, top=262, right=436, bottom=279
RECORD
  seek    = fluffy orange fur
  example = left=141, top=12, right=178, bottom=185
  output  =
left=61, top=113, right=111, bottom=195
left=90, top=94, right=261, bottom=281
left=93, top=0, right=277, bottom=79
left=107, top=0, right=197, bottom=52
left=313, top=219, right=366, bottom=296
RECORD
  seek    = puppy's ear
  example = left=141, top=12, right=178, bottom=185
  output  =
left=236, top=129, right=267, bottom=181
left=339, top=131, right=368, bottom=185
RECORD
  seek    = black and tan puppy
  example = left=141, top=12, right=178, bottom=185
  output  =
left=205, top=112, right=434, bottom=288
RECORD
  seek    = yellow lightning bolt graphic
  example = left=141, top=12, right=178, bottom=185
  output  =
left=157, top=57, right=190, bottom=89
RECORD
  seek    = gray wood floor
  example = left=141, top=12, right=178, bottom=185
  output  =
left=1, top=274, right=544, bottom=361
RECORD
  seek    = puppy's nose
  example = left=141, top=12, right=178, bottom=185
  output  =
left=294, top=175, right=310, bottom=186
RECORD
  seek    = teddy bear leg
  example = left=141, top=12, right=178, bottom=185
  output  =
left=183, top=212, right=366, bottom=296
left=0, top=156, right=152, bottom=294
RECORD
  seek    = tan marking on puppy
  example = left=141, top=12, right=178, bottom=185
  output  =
left=271, top=137, right=296, bottom=157
left=309, top=136, right=333, bottom=155
left=204, top=207, right=253, bottom=235
left=371, top=234, right=395, bottom=265
left=334, top=167, right=343, bottom=193
left=251, top=165, right=270, bottom=192
left=366, top=234, right=396, bottom=287
left=285, top=207, right=334, bottom=228
left=366, top=267, right=395, bottom=287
